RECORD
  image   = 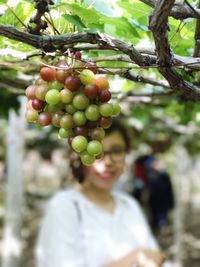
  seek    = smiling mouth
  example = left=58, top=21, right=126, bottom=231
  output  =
left=96, top=171, right=115, bottom=181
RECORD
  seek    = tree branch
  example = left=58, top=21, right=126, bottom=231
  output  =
left=193, top=0, right=200, bottom=57
left=1, top=21, right=200, bottom=99
left=149, top=0, right=200, bottom=100
left=0, top=24, right=148, bottom=66
left=118, top=70, right=170, bottom=88
left=140, top=0, right=200, bottom=19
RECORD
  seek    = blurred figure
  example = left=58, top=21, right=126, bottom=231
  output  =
left=35, top=120, right=171, bottom=267
left=132, top=155, right=150, bottom=203
left=132, top=154, right=174, bottom=230
left=0, top=155, right=5, bottom=181
left=23, top=148, right=62, bottom=194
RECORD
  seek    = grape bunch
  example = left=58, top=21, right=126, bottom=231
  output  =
left=25, top=53, right=121, bottom=166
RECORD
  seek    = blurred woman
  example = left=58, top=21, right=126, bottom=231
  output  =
left=36, top=120, right=167, bottom=267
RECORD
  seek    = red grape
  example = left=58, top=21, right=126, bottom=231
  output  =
left=65, top=76, right=81, bottom=91
left=25, top=109, right=39, bottom=122
left=32, top=99, right=45, bottom=111
left=99, top=116, right=112, bottom=129
left=80, top=69, right=95, bottom=85
left=38, top=112, right=52, bottom=126
left=73, top=51, right=82, bottom=60
left=90, top=127, right=105, bottom=141
left=35, top=85, right=49, bottom=100
left=25, top=85, right=37, bottom=100
left=98, top=89, right=111, bottom=102
left=60, top=114, right=74, bottom=129
left=84, top=83, right=98, bottom=100
left=74, top=126, right=88, bottom=136
left=52, top=111, right=63, bottom=127
left=40, top=67, right=56, bottom=81
left=95, top=76, right=109, bottom=90
left=84, top=62, right=98, bottom=74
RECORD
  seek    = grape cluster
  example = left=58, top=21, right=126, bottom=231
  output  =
left=25, top=53, right=121, bottom=166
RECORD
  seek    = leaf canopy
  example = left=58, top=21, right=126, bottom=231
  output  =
left=0, top=0, right=200, bottom=152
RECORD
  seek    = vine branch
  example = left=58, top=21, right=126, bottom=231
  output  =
left=0, top=20, right=200, bottom=99
left=140, top=0, right=200, bottom=19
left=149, top=0, right=200, bottom=100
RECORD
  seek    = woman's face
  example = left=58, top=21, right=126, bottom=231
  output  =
left=83, top=130, right=127, bottom=191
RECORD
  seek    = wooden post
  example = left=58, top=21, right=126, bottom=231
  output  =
left=173, top=145, right=191, bottom=267
left=2, top=97, right=26, bottom=267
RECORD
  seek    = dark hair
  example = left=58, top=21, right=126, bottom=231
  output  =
left=70, top=119, right=131, bottom=183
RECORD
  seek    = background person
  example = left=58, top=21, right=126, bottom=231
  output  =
left=35, top=120, right=169, bottom=267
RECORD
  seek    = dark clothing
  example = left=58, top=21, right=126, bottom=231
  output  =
left=148, top=170, right=174, bottom=228
left=132, top=155, right=174, bottom=230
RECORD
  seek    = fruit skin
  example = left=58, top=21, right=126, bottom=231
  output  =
left=84, top=62, right=98, bottom=74
left=90, top=127, right=105, bottom=141
left=40, top=67, right=56, bottom=81
left=65, top=76, right=81, bottom=91
left=25, top=85, right=37, bottom=100
left=73, top=51, right=82, bottom=60
left=58, top=128, right=73, bottom=138
left=80, top=69, right=95, bottom=85
left=111, top=101, right=121, bottom=117
left=84, top=83, right=98, bottom=100
left=48, top=81, right=63, bottom=91
left=72, top=136, right=88, bottom=153
left=35, top=78, right=47, bottom=86
left=60, top=114, right=74, bottom=129
left=73, top=111, right=87, bottom=126
left=51, top=111, right=64, bottom=127
left=87, top=140, right=102, bottom=156
left=85, top=104, right=100, bottom=121
left=98, top=89, right=111, bottom=102
left=65, top=104, right=77, bottom=115
left=73, top=93, right=90, bottom=110
left=60, top=89, right=73, bottom=104
left=38, top=112, right=52, bottom=126
left=32, top=99, right=45, bottom=111
left=35, top=85, right=49, bottom=101
left=73, top=126, right=88, bottom=136
left=99, top=116, right=112, bottom=129
left=95, top=76, right=109, bottom=90
left=80, top=151, right=95, bottom=166
left=25, top=109, right=39, bottom=122
left=56, top=70, right=71, bottom=84
left=45, top=89, right=61, bottom=105
left=99, top=103, right=113, bottom=117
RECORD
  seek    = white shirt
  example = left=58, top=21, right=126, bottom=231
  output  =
left=36, top=187, right=170, bottom=267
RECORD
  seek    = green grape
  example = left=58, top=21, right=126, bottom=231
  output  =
left=99, top=103, right=113, bottom=117
left=58, top=128, right=73, bottom=138
left=111, top=101, right=121, bottom=116
left=73, top=93, right=90, bottom=110
left=48, top=80, right=63, bottom=91
left=87, top=140, right=102, bottom=156
left=85, top=104, right=100, bottom=121
left=45, top=89, right=61, bottom=105
left=79, top=69, right=95, bottom=85
left=80, top=151, right=95, bottom=166
left=72, top=136, right=88, bottom=153
left=73, top=111, right=87, bottom=126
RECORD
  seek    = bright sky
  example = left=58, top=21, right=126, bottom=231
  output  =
left=0, top=0, right=20, bottom=15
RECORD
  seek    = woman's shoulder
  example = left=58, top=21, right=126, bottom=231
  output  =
left=113, top=190, right=142, bottom=212
left=47, top=187, right=79, bottom=209
left=113, top=191, right=150, bottom=225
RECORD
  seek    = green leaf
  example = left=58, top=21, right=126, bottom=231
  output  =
left=57, top=3, right=139, bottom=42
left=62, top=14, right=86, bottom=31
left=0, top=1, right=34, bottom=27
